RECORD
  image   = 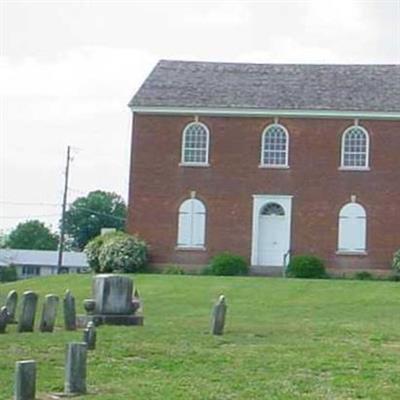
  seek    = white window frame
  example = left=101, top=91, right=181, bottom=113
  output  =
left=340, top=125, right=370, bottom=171
left=337, top=202, right=367, bottom=254
left=176, top=198, right=206, bottom=250
left=180, top=122, right=210, bottom=167
left=260, top=123, right=290, bottom=168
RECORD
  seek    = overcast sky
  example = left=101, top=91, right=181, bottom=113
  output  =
left=1, top=0, right=399, bottom=233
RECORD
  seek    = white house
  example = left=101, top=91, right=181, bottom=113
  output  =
left=0, top=249, right=89, bottom=279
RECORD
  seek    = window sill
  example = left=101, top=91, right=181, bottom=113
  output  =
left=175, top=246, right=206, bottom=251
left=336, top=251, right=368, bottom=256
left=179, top=163, right=210, bottom=168
left=338, top=167, right=370, bottom=172
left=258, top=164, right=290, bottom=169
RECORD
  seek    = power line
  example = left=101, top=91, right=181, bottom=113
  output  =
left=0, top=204, right=126, bottom=221
left=0, top=201, right=60, bottom=207
left=72, top=206, right=126, bottom=221
left=0, top=214, right=60, bottom=219
left=67, top=187, right=87, bottom=196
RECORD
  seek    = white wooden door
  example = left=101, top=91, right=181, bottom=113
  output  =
left=258, top=213, right=286, bottom=266
left=251, top=196, right=292, bottom=267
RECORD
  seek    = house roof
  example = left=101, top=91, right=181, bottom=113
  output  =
left=129, top=60, right=400, bottom=113
left=0, top=249, right=88, bottom=268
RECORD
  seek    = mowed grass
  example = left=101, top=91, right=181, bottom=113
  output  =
left=1, top=275, right=400, bottom=399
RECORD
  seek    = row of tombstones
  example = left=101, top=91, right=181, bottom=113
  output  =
left=15, top=340, right=93, bottom=400
left=0, top=289, right=77, bottom=334
left=1, top=290, right=227, bottom=335
left=15, top=322, right=96, bottom=399
left=11, top=293, right=226, bottom=399
left=13, top=296, right=226, bottom=399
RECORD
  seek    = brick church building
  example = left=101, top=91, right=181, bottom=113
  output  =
left=127, top=60, right=400, bottom=275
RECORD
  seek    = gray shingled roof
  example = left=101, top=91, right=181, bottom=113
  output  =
left=129, top=60, right=400, bottom=112
left=0, top=249, right=88, bottom=268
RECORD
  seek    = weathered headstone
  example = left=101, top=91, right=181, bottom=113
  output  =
left=94, top=274, right=133, bottom=314
left=64, top=342, right=87, bottom=395
left=17, top=291, right=38, bottom=333
left=211, top=295, right=227, bottom=335
left=63, top=290, right=76, bottom=331
left=5, top=290, right=18, bottom=323
left=15, top=360, right=36, bottom=400
left=0, top=306, right=8, bottom=333
left=39, top=294, right=59, bottom=332
left=77, top=274, right=143, bottom=326
left=83, top=321, right=96, bottom=350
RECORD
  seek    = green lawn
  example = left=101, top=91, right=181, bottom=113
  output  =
left=1, top=274, right=400, bottom=399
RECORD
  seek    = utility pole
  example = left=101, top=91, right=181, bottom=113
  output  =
left=57, top=145, right=71, bottom=273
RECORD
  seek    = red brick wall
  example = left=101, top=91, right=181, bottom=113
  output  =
left=127, top=114, right=400, bottom=273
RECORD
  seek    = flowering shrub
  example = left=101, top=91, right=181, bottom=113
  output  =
left=97, top=233, right=148, bottom=273
left=85, top=232, right=147, bottom=273
left=84, top=233, right=116, bottom=273
left=393, top=249, right=400, bottom=272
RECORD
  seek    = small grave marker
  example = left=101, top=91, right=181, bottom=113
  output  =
left=40, top=294, right=59, bottom=332
left=83, top=321, right=97, bottom=350
left=0, top=306, right=8, bottom=333
left=211, top=295, right=227, bottom=335
left=17, top=291, right=38, bottom=333
left=5, top=290, right=18, bottom=323
left=15, top=360, right=36, bottom=400
left=64, top=342, right=87, bottom=395
left=63, top=290, right=76, bottom=331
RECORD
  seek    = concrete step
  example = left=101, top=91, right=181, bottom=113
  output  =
left=250, top=265, right=285, bottom=276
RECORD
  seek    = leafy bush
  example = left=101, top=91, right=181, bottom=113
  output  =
left=208, top=252, right=248, bottom=276
left=0, top=265, right=18, bottom=282
left=201, top=265, right=214, bottom=275
left=163, top=265, right=185, bottom=275
left=85, top=234, right=106, bottom=273
left=286, top=255, right=326, bottom=279
left=85, top=232, right=147, bottom=273
left=97, top=233, right=148, bottom=273
left=353, top=271, right=374, bottom=280
left=392, top=249, right=400, bottom=272
left=387, top=274, right=400, bottom=282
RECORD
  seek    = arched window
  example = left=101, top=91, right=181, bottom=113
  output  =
left=177, top=198, right=206, bottom=248
left=341, top=126, right=369, bottom=169
left=181, top=122, right=210, bottom=165
left=338, top=202, right=367, bottom=252
left=260, top=202, right=285, bottom=216
left=261, top=124, right=289, bottom=167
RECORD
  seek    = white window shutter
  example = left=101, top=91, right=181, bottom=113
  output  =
left=177, top=212, right=191, bottom=246
left=338, top=217, right=351, bottom=251
left=192, top=212, right=206, bottom=246
left=353, top=217, right=366, bottom=251
left=338, top=203, right=366, bottom=252
left=177, top=198, right=206, bottom=247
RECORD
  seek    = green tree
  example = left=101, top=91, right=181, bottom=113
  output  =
left=64, top=190, right=127, bottom=250
left=6, top=220, right=59, bottom=250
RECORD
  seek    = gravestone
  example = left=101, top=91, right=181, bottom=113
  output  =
left=5, top=290, right=18, bottom=323
left=15, top=360, right=36, bottom=400
left=39, top=294, right=59, bottom=332
left=83, top=321, right=96, bottom=350
left=0, top=306, right=8, bottom=333
left=65, top=342, right=87, bottom=395
left=211, top=295, right=227, bottom=335
left=63, top=290, right=76, bottom=331
left=17, top=291, right=38, bottom=333
left=77, top=274, right=143, bottom=327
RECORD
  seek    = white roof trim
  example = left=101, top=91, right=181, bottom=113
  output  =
left=129, top=106, right=400, bottom=120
